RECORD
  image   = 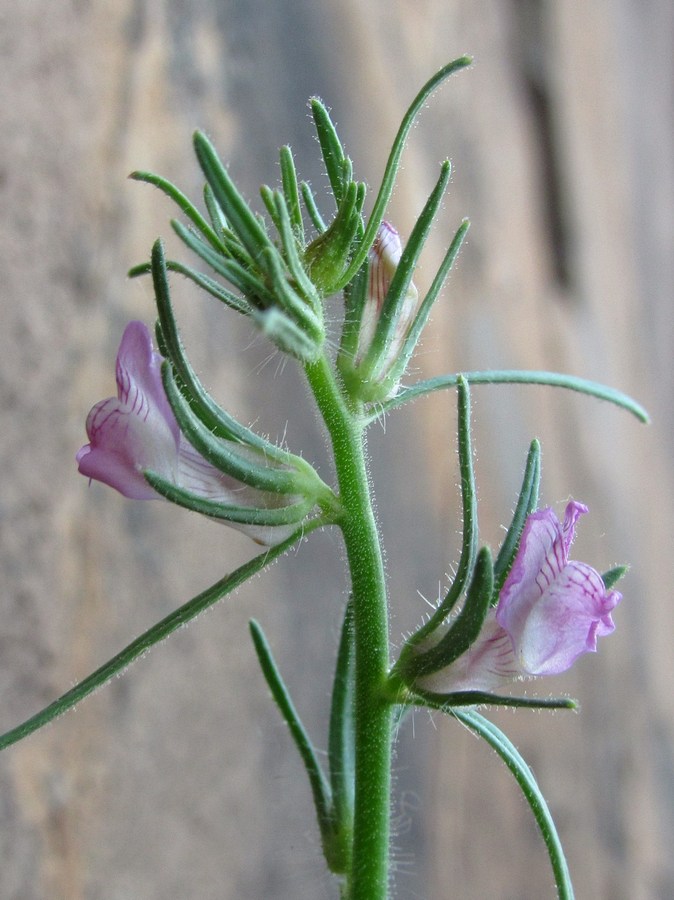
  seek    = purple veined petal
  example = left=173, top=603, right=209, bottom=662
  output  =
left=496, top=506, right=570, bottom=643
left=356, top=222, right=403, bottom=363
left=514, top=561, right=622, bottom=675
left=115, top=320, right=179, bottom=446
left=419, top=613, right=522, bottom=694
left=77, top=399, right=163, bottom=499
left=370, top=221, right=403, bottom=297
left=496, top=500, right=621, bottom=677
left=561, top=499, right=588, bottom=554
left=77, top=322, right=181, bottom=499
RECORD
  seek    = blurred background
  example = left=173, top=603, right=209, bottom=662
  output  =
left=0, top=1, right=672, bottom=897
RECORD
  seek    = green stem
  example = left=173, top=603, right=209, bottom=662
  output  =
left=305, top=356, right=392, bottom=900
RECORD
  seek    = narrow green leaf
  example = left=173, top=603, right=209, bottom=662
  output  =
left=330, top=55, right=472, bottom=294
left=249, top=620, right=334, bottom=848
left=130, top=170, right=224, bottom=252
left=353, top=181, right=367, bottom=239
left=406, top=688, right=577, bottom=711
left=172, top=219, right=274, bottom=307
left=161, top=363, right=307, bottom=495
left=453, top=710, right=575, bottom=900
left=259, top=184, right=282, bottom=233
left=203, top=182, right=229, bottom=235
left=133, top=257, right=250, bottom=316
left=193, top=131, right=273, bottom=264
left=411, top=376, right=477, bottom=642
left=492, top=439, right=541, bottom=597
left=128, top=261, right=151, bottom=278
left=371, top=370, right=650, bottom=424
left=301, top=181, right=327, bottom=233
left=0, top=527, right=317, bottom=753
left=391, top=219, right=470, bottom=382
left=337, top=257, right=369, bottom=366
left=279, top=145, right=304, bottom=242
left=144, top=470, right=315, bottom=526
left=328, top=599, right=355, bottom=845
left=360, top=161, right=451, bottom=377
left=310, top=98, right=348, bottom=207
left=406, top=546, right=493, bottom=679
left=271, top=191, right=322, bottom=312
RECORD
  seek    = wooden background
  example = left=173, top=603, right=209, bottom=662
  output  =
left=1, top=1, right=672, bottom=897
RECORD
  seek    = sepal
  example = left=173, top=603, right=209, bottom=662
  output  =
left=160, top=361, right=322, bottom=497
left=492, top=438, right=541, bottom=598
left=193, top=131, right=273, bottom=263
left=279, top=145, right=304, bottom=241
left=310, top=98, right=350, bottom=208
left=396, top=546, right=494, bottom=683
left=404, top=376, right=478, bottom=647
left=601, top=565, right=629, bottom=591
left=143, top=472, right=315, bottom=528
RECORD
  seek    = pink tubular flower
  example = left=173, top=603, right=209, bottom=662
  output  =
left=420, top=501, right=622, bottom=694
left=355, top=221, right=419, bottom=382
left=76, top=321, right=300, bottom=545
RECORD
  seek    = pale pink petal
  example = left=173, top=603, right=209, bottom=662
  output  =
left=496, top=500, right=621, bottom=677
left=77, top=322, right=180, bottom=499
left=77, top=322, right=309, bottom=545
left=514, top=561, right=621, bottom=675
left=496, top=507, right=569, bottom=651
left=420, top=613, right=521, bottom=694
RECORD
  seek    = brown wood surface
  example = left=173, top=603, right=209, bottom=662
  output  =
left=0, top=2, right=672, bottom=898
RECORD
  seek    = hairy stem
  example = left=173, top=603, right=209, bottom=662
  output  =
left=306, top=356, right=392, bottom=900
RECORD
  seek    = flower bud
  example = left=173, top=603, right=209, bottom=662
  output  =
left=304, top=180, right=363, bottom=295
left=341, top=222, right=420, bottom=402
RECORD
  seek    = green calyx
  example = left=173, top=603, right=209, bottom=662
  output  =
left=396, top=546, right=494, bottom=683
left=148, top=240, right=338, bottom=529
left=304, top=179, right=365, bottom=295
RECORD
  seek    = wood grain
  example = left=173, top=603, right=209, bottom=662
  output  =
left=0, top=1, right=671, bottom=897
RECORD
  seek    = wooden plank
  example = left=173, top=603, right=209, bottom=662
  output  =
left=0, top=1, right=670, bottom=897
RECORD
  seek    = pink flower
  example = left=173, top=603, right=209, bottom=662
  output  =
left=420, top=501, right=622, bottom=694
left=355, top=221, right=419, bottom=383
left=76, top=321, right=302, bottom=544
